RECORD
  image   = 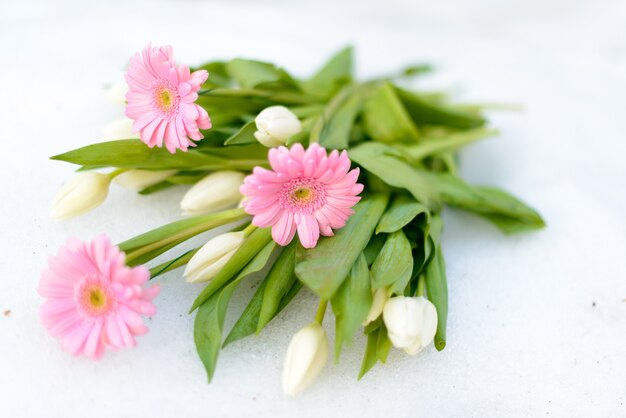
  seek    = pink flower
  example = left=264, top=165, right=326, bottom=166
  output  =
left=240, top=143, right=364, bottom=249
left=38, top=235, right=159, bottom=359
left=124, top=44, right=211, bottom=153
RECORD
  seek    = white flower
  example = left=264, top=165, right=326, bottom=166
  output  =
left=103, top=80, right=128, bottom=104
left=114, top=170, right=177, bottom=191
left=101, top=118, right=138, bottom=141
left=282, top=322, right=329, bottom=396
left=382, top=296, right=438, bottom=355
left=362, top=287, right=389, bottom=326
left=180, top=171, right=245, bottom=216
left=184, top=231, right=245, bottom=283
left=50, top=172, right=111, bottom=221
left=254, top=106, right=302, bottom=147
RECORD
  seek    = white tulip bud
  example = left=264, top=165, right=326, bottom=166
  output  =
left=282, top=323, right=329, bottom=396
left=114, top=170, right=177, bottom=191
left=101, top=118, right=138, bottom=141
left=103, top=80, right=128, bottom=104
left=50, top=172, right=111, bottom=221
left=362, top=287, right=389, bottom=326
left=180, top=171, right=245, bottom=216
left=254, top=106, right=302, bottom=147
left=184, top=231, right=245, bottom=283
left=382, top=296, right=438, bottom=355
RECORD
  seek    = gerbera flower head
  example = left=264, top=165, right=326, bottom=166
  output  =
left=240, top=143, right=364, bottom=249
left=38, top=235, right=159, bottom=359
left=124, top=44, right=211, bottom=153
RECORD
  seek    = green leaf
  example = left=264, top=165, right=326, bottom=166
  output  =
left=138, top=181, right=176, bottom=195
left=362, top=82, right=420, bottom=143
left=363, top=233, right=386, bottom=266
left=193, top=61, right=232, bottom=88
left=52, top=140, right=269, bottom=171
left=350, top=142, right=545, bottom=229
left=400, top=128, right=498, bottom=162
left=359, top=327, right=379, bottom=379
left=358, top=324, right=391, bottom=379
left=376, top=195, right=429, bottom=234
left=303, top=46, right=353, bottom=97
left=222, top=278, right=268, bottom=348
left=193, top=240, right=277, bottom=382
left=149, top=247, right=199, bottom=279
left=190, top=227, right=273, bottom=312
left=371, top=230, right=413, bottom=295
left=119, top=208, right=248, bottom=266
left=396, top=87, right=486, bottom=130
left=223, top=120, right=258, bottom=146
left=295, top=193, right=389, bottom=300
left=471, top=187, right=546, bottom=233
left=226, top=59, right=299, bottom=90
left=331, top=253, right=372, bottom=361
left=318, top=85, right=369, bottom=150
left=424, top=244, right=448, bottom=351
left=257, top=241, right=298, bottom=332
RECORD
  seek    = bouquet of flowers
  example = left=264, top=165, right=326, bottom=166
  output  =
left=41, top=44, right=544, bottom=395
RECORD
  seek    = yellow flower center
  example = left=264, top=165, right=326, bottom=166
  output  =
left=88, top=288, right=107, bottom=308
left=293, top=187, right=313, bottom=201
left=159, top=89, right=173, bottom=108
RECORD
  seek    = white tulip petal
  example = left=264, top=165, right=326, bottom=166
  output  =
left=114, top=170, right=177, bottom=191
left=50, top=173, right=111, bottom=221
left=180, top=171, right=245, bottom=215
left=282, top=323, right=328, bottom=396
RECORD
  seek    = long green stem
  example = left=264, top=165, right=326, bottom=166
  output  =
left=416, top=275, right=426, bottom=297
left=315, top=300, right=328, bottom=324
left=122, top=208, right=248, bottom=265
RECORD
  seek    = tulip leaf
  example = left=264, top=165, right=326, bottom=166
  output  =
left=194, top=240, right=277, bottom=382
left=226, top=58, right=300, bottom=91
left=423, top=214, right=448, bottom=351
left=362, top=82, right=420, bottom=143
left=303, top=46, right=353, bottom=98
left=257, top=241, right=298, bottom=332
left=363, top=233, right=386, bottom=266
left=51, top=140, right=269, bottom=171
left=193, top=61, right=232, bottom=88
left=395, top=87, right=486, bottom=130
left=295, top=193, right=389, bottom=300
left=331, top=253, right=372, bottom=361
left=119, top=208, right=248, bottom=266
left=376, top=195, right=429, bottom=234
left=350, top=142, right=545, bottom=231
left=149, top=247, right=199, bottom=279
left=190, top=227, right=273, bottom=312
left=358, top=324, right=391, bottom=380
left=399, top=128, right=498, bottom=162
left=317, top=85, right=367, bottom=149
left=371, top=230, right=413, bottom=295
left=223, top=120, right=258, bottom=146
left=223, top=247, right=302, bottom=347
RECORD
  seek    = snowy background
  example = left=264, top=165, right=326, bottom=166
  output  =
left=0, top=0, right=625, bottom=416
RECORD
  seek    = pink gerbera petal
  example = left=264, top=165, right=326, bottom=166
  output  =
left=38, top=235, right=159, bottom=359
left=241, top=143, right=363, bottom=248
left=124, top=44, right=211, bottom=154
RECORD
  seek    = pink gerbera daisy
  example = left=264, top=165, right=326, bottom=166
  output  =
left=38, top=235, right=159, bottom=359
left=240, top=143, right=364, bottom=249
left=124, top=44, right=211, bottom=153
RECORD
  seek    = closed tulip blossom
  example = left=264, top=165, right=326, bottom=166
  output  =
left=101, top=118, right=138, bottom=141
left=383, top=296, right=438, bottom=355
left=38, top=235, right=159, bottom=359
left=114, top=170, right=177, bottom=191
left=363, top=287, right=389, bottom=326
left=50, top=172, right=111, bottom=221
left=180, top=171, right=245, bottom=216
left=240, top=143, right=363, bottom=249
left=124, top=44, right=211, bottom=153
left=282, top=322, right=329, bottom=396
left=254, top=106, right=302, bottom=147
left=184, top=231, right=246, bottom=283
